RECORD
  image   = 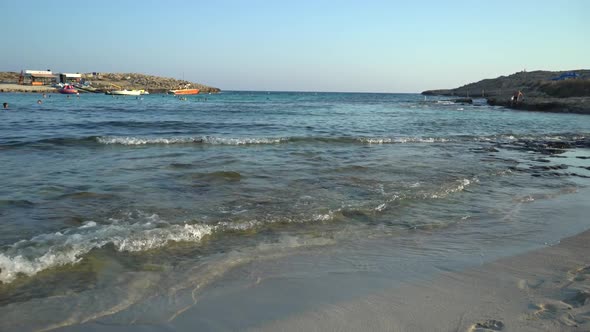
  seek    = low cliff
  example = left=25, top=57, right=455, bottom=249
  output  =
left=422, top=70, right=590, bottom=114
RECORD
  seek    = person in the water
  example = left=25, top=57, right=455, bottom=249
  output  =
left=2, top=102, right=8, bottom=109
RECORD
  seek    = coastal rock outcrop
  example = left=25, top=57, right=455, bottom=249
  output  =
left=89, top=73, right=221, bottom=93
left=422, top=70, right=590, bottom=114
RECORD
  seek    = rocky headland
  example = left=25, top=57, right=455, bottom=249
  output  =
left=0, top=72, right=220, bottom=94
left=422, top=70, right=590, bottom=114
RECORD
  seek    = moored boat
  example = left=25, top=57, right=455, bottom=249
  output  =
left=74, top=84, right=99, bottom=93
left=168, top=88, right=199, bottom=95
left=58, top=85, right=78, bottom=94
left=108, top=90, right=142, bottom=96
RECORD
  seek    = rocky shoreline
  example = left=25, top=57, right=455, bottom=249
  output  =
left=422, top=70, right=590, bottom=114
left=0, top=72, right=220, bottom=94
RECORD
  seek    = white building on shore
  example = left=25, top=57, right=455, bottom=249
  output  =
left=57, top=73, right=82, bottom=84
left=19, top=70, right=55, bottom=85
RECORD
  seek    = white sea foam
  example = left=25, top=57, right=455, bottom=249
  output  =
left=200, top=136, right=286, bottom=145
left=427, top=177, right=479, bottom=199
left=515, top=195, right=536, bottom=203
left=358, top=137, right=451, bottom=144
left=96, top=136, right=196, bottom=145
left=96, top=136, right=286, bottom=146
left=312, top=212, right=334, bottom=221
left=79, top=221, right=97, bottom=228
left=360, top=137, right=394, bottom=144
left=0, top=213, right=214, bottom=284
left=217, top=219, right=263, bottom=231
left=375, top=203, right=387, bottom=212
left=0, top=208, right=340, bottom=284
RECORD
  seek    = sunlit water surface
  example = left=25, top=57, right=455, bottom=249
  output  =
left=1, top=92, right=589, bottom=330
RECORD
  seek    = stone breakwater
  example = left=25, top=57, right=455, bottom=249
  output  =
left=422, top=69, right=590, bottom=114
left=0, top=72, right=221, bottom=94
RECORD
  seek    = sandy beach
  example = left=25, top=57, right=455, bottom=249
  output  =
left=249, top=230, right=590, bottom=332
left=50, top=226, right=590, bottom=332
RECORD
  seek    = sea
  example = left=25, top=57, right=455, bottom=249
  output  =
left=1, top=91, right=589, bottom=331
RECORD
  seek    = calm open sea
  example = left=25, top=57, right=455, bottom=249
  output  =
left=1, top=91, right=589, bottom=330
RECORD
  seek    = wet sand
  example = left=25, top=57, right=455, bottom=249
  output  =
left=52, top=228, right=590, bottom=332
left=248, top=230, right=590, bottom=332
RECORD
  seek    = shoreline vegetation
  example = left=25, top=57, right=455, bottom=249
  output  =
left=422, top=69, right=590, bottom=114
left=0, top=72, right=221, bottom=94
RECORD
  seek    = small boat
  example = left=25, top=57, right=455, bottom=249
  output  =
left=74, top=84, right=99, bottom=93
left=108, top=89, right=142, bottom=96
left=58, top=85, right=78, bottom=94
left=168, top=88, right=199, bottom=95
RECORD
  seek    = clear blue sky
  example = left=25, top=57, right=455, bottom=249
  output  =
left=1, top=0, right=588, bottom=92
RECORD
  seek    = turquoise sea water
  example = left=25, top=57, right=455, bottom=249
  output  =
left=1, top=91, right=589, bottom=330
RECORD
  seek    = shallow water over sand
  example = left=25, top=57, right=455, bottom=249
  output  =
left=0, top=92, right=589, bottom=330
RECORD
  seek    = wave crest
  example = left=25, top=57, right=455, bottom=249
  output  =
left=358, top=137, right=451, bottom=144
left=0, top=213, right=213, bottom=284
left=96, top=136, right=287, bottom=146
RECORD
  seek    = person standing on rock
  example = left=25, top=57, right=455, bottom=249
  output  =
left=511, top=91, right=518, bottom=106
left=511, top=90, right=524, bottom=106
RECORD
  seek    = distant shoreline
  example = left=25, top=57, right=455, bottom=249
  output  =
left=0, top=84, right=212, bottom=95
left=0, top=72, right=221, bottom=94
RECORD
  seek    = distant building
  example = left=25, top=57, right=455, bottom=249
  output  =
left=57, top=73, right=82, bottom=84
left=20, top=70, right=55, bottom=85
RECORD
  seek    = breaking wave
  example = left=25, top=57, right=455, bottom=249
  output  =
left=0, top=176, right=481, bottom=284
left=95, top=135, right=457, bottom=146
left=76, top=133, right=590, bottom=148
left=96, top=136, right=288, bottom=146
left=357, top=137, right=451, bottom=144
left=0, top=213, right=213, bottom=284
left=1, top=133, right=587, bottom=149
left=0, top=209, right=348, bottom=284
